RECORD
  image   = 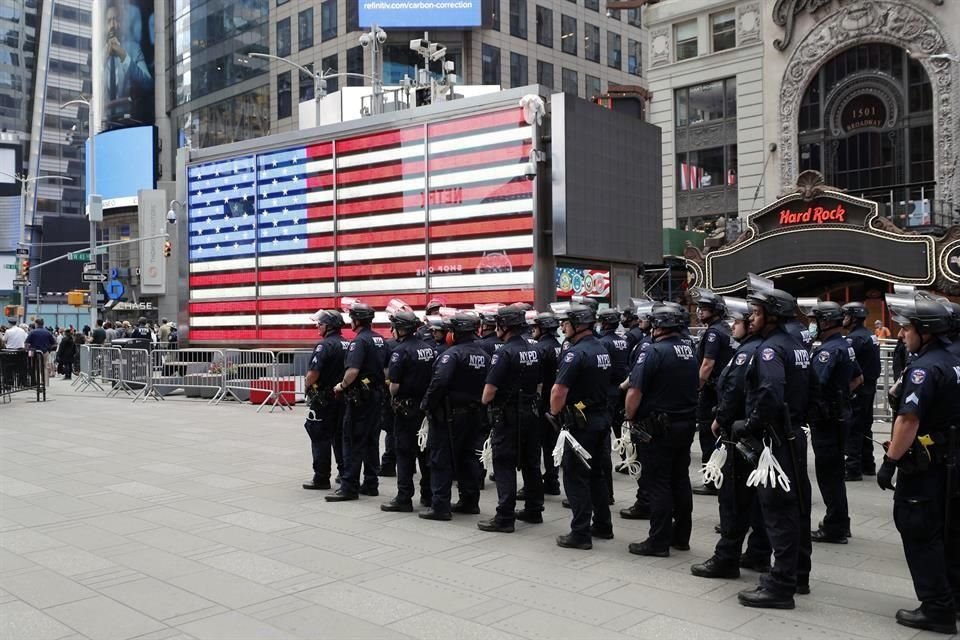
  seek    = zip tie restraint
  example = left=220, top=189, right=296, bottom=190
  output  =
left=746, top=437, right=791, bottom=492
left=417, top=417, right=429, bottom=452
left=700, top=438, right=727, bottom=489
left=611, top=423, right=642, bottom=478
left=477, top=435, right=493, bottom=469
left=553, top=429, right=592, bottom=469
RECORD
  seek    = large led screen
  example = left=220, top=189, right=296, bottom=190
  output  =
left=101, top=0, right=155, bottom=128
left=186, top=107, right=535, bottom=343
left=359, top=0, right=481, bottom=28
left=86, top=126, right=156, bottom=208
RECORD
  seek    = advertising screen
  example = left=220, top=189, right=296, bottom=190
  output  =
left=86, top=126, right=156, bottom=208
left=359, top=0, right=482, bottom=28
left=101, top=0, right=155, bottom=128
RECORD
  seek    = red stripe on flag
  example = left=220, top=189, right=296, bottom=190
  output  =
left=189, top=301, right=258, bottom=314
left=307, top=174, right=334, bottom=189
left=337, top=128, right=423, bottom=154
left=337, top=194, right=423, bottom=217
left=189, top=329, right=258, bottom=341
left=259, top=297, right=337, bottom=312
left=336, top=227, right=425, bottom=247
left=428, top=142, right=531, bottom=172
left=307, top=205, right=334, bottom=219
left=307, top=142, right=332, bottom=158
left=427, top=109, right=526, bottom=138
left=259, top=328, right=321, bottom=341
left=428, top=215, right=532, bottom=239
left=307, top=235, right=336, bottom=249
left=258, top=266, right=335, bottom=282
left=190, top=272, right=257, bottom=287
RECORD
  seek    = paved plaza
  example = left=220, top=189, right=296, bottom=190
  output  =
left=0, top=383, right=953, bottom=640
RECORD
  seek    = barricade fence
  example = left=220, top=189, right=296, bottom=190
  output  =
left=0, top=350, right=46, bottom=403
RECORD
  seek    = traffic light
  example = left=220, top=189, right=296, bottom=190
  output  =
left=19, top=259, right=28, bottom=279
left=163, top=241, right=172, bottom=258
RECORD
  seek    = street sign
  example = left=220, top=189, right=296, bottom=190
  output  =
left=82, top=273, right=107, bottom=283
left=68, top=251, right=89, bottom=262
left=3, top=263, right=15, bottom=270
left=12, top=279, right=29, bottom=287
left=15, top=247, right=28, bottom=257
left=83, top=262, right=98, bottom=273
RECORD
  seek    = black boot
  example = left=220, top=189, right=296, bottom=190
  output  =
left=737, top=587, right=795, bottom=609
left=543, top=479, right=561, bottom=496
left=380, top=498, right=413, bottom=512
left=619, top=502, right=650, bottom=520
left=739, top=554, right=771, bottom=573
left=589, top=525, right=614, bottom=540
left=302, top=477, right=330, bottom=490
left=324, top=490, right=358, bottom=502
left=895, top=607, right=957, bottom=635
left=811, top=527, right=848, bottom=544
left=556, top=533, right=592, bottom=550
left=627, top=540, right=669, bottom=557
left=691, top=557, right=740, bottom=579
left=515, top=510, right=543, bottom=524
left=418, top=508, right=451, bottom=521
left=451, top=501, right=480, bottom=515
left=477, top=518, right=515, bottom=533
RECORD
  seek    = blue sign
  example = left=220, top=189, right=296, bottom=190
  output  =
left=359, top=0, right=481, bottom=28
left=105, top=268, right=125, bottom=301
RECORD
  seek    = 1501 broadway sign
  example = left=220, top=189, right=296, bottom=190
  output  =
left=699, top=171, right=936, bottom=293
left=137, top=189, right=167, bottom=295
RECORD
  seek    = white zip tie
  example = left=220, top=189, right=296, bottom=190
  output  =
left=553, top=429, right=592, bottom=469
left=417, top=417, right=429, bottom=452
left=477, top=435, right=493, bottom=469
left=700, top=442, right=727, bottom=489
left=612, top=423, right=641, bottom=478
left=746, top=438, right=791, bottom=492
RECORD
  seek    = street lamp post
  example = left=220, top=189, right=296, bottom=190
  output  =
left=0, top=172, right=73, bottom=323
left=61, top=96, right=100, bottom=330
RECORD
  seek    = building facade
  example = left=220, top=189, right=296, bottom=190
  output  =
left=647, top=0, right=960, bottom=235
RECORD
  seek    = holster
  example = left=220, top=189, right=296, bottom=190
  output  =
left=487, top=404, right=506, bottom=430
left=637, top=412, right=669, bottom=439
left=344, top=378, right=374, bottom=406
left=308, top=385, right=335, bottom=412
left=392, top=397, right=419, bottom=418
left=561, top=402, right=589, bottom=430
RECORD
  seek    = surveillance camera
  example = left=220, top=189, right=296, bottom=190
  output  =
left=166, top=209, right=177, bottom=224
left=359, top=33, right=371, bottom=47
left=523, top=162, right=536, bottom=180
left=444, top=60, right=455, bottom=72
left=429, top=46, right=447, bottom=62
left=409, top=38, right=422, bottom=52
left=376, top=29, right=387, bottom=44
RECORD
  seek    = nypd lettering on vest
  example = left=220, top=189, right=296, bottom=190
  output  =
left=468, top=354, right=487, bottom=370
left=674, top=344, right=695, bottom=360
left=794, top=350, right=811, bottom=369
left=416, top=348, right=434, bottom=362
left=519, top=350, right=539, bottom=365
left=596, top=353, right=612, bottom=369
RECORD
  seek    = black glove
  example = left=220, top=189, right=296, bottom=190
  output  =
left=877, top=456, right=897, bottom=491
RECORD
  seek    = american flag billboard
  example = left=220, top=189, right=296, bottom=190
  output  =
left=186, top=107, right=536, bottom=343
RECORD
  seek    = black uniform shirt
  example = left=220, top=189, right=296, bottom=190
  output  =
left=309, top=331, right=349, bottom=389
left=476, top=332, right=503, bottom=356
left=785, top=319, right=814, bottom=351
left=629, top=332, right=654, bottom=368
left=345, top=327, right=387, bottom=386
left=486, top=334, right=541, bottom=402
left=421, top=339, right=489, bottom=410
left=598, top=329, right=631, bottom=396
left=810, top=332, right=861, bottom=406
left=715, top=335, right=761, bottom=428
left=897, top=341, right=960, bottom=430
left=387, top=334, right=436, bottom=399
left=534, top=334, right=561, bottom=392
left=625, top=325, right=644, bottom=354
left=846, top=324, right=881, bottom=384
left=627, top=334, right=699, bottom=420
left=554, top=334, right=611, bottom=429
left=745, top=326, right=810, bottom=428
left=697, top=320, right=735, bottom=381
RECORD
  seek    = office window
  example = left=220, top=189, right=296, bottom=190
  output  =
left=627, top=8, right=642, bottom=27
left=346, top=46, right=363, bottom=86
left=510, top=0, right=527, bottom=38
left=585, top=0, right=598, bottom=10
left=584, top=23, right=599, bottom=62
left=561, top=15, right=577, bottom=55
left=299, top=63, right=315, bottom=101
left=346, top=0, right=358, bottom=31
left=298, top=8, right=314, bottom=50
left=483, top=0, right=500, bottom=30
left=607, top=31, right=621, bottom=69
left=277, top=70, right=291, bottom=119
left=675, top=78, right=736, bottom=127
left=322, top=54, right=338, bottom=93
left=586, top=74, right=601, bottom=99
left=628, top=38, right=642, bottom=75
left=712, top=10, right=735, bottom=52
left=562, top=67, right=577, bottom=95
left=537, top=60, right=554, bottom=88
left=536, top=5, right=553, bottom=47
left=677, top=146, right=737, bottom=190
left=675, top=19, right=697, bottom=61
left=510, top=52, right=528, bottom=87
left=608, top=9, right=621, bottom=21
left=482, top=44, right=501, bottom=85
left=321, top=0, right=337, bottom=41
left=276, top=18, right=291, bottom=57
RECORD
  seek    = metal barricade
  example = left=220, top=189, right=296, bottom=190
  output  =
left=150, top=348, right=226, bottom=403
left=0, top=350, right=45, bottom=403
left=275, top=348, right=313, bottom=405
left=74, top=345, right=106, bottom=392
left=218, top=349, right=290, bottom=412
left=873, top=340, right=898, bottom=427
left=104, top=347, right=150, bottom=398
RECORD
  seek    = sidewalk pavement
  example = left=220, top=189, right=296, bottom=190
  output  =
left=0, top=384, right=952, bottom=640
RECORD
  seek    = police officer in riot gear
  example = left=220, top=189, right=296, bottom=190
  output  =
left=381, top=311, right=436, bottom=512
left=621, top=306, right=643, bottom=355
left=530, top=312, right=563, bottom=496
left=808, top=301, right=863, bottom=544
left=691, top=297, right=771, bottom=579
left=476, top=312, right=502, bottom=356
left=880, top=293, right=960, bottom=635
left=303, top=310, right=348, bottom=491
left=842, top=301, right=882, bottom=480
left=326, top=303, right=388, bottom=502
left=428, top=317, right=450, bottom=356
left=624, top=304, right=699, bottom=556
left=691, top=288, right=735, bottom=496
left=479, top=306, right=544, bottom=532
left=620, top=302, right=656, bottom=520
left=420, top=313, right=489, bottom=521
left=598, top=308, right=630, bottom=495
left=551, top=304, right=613, bottom=549
left=736, top=287, right=812, bottom=609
